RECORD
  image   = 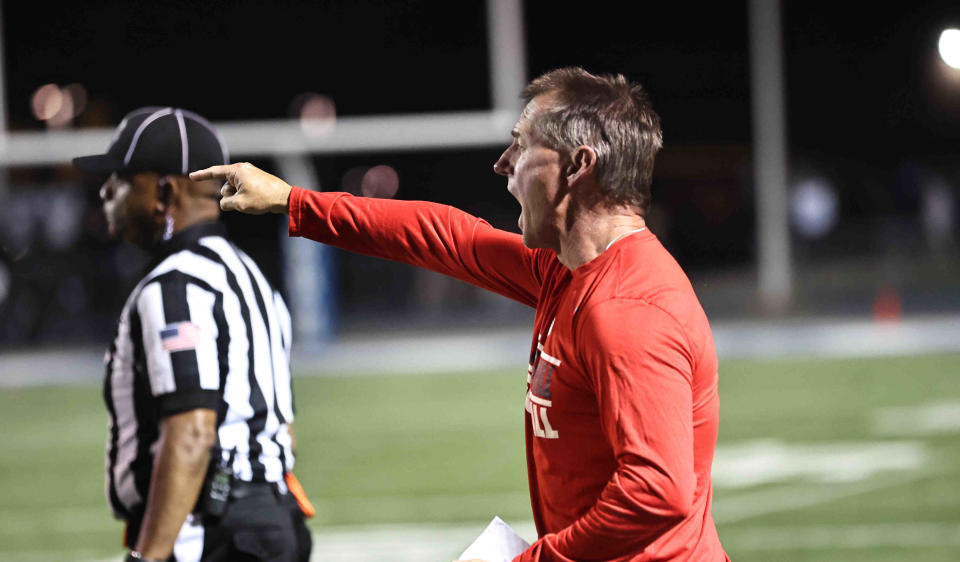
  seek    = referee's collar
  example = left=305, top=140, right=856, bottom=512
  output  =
left=154, top=221, right=227, bottom=261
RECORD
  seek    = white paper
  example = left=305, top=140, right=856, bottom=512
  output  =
left=458, top=516, right=530, bottom=562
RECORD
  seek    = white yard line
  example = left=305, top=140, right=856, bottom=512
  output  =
left=714, top=469, right=934, bottom=524
left=711, top=439, right=927, bottom=487
left=873, top=401, right=960, bottom=436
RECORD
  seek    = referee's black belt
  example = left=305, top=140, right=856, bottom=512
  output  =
left=230, top=480, right=284, bottom=500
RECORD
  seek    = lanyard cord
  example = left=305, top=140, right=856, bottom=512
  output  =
left=604, top=227, right=647, bottom=251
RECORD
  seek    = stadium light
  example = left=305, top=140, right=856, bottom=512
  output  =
left=28, top=83, right=87, bottom=128
left=30, top=84, right=63, bottom=121
left=939, top=28, right=960, bottom=69
left=292, top=92, right=337, bottom=137
left=790, top=177, right=838, bottom=239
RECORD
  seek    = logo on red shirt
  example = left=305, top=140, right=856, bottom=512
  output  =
left=526, top=334, right=561, bottom=439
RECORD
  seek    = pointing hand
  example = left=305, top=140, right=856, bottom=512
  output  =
left=190, top=162, right=293, bottom=215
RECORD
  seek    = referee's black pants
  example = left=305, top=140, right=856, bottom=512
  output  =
left=126, top=486, right=312, bottom=562
left=199, top=489, right=312, bottom=562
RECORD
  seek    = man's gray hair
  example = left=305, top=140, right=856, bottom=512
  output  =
left=522, top=67, right=663, bottom=214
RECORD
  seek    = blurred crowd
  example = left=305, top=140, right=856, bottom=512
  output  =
left=0, top=101, right=958, bottom=349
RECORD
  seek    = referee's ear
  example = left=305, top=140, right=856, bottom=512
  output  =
left=156, top=174, right=191, bottom=217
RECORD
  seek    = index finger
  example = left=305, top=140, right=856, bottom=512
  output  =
left=190, top=164, right=236, bottom=182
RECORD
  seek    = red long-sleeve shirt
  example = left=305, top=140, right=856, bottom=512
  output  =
left=288, top=188, right=728, bottom=561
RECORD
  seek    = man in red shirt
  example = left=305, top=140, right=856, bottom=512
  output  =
left=193, top=67, right=729, bottom=561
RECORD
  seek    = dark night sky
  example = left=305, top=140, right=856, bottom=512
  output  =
left=4, top=1, right=958, bottom=151
left=4, top=1, right=491, bottom=123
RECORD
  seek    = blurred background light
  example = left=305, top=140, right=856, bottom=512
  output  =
left=921, top=174, right=955, bottom=251
left=65, top=83, right=87, bottom=117
left=340, top=165, right=400, bottom=199
left=45, top=89, right=73, bottom=128
left=292, top=92, right=336, bottom=136
left=790, top=177, right=839, bottom=239
left=938, top=28, right=960, bottom=69
left=29, top=83, right=88, bottom=127
left=341, top=166, right=368, bottom=195
left=30, top=83, right=63, bottom=121
left=360, top=165, right=400, bottom=199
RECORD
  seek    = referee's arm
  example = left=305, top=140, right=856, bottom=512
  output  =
left=134, top=273, right=224, bottom=559
left=136, top=408, right=217, bottom=559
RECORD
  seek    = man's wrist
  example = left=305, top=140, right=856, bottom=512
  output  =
left=125, top=551, right=165, bottom=562
left=272, top=183, right=294, bottom=214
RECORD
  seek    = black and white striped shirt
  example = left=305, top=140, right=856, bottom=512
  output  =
left=103, top=222, right=295, bottom=520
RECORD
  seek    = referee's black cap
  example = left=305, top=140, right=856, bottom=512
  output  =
left=73, top=107, right=229, bottom=176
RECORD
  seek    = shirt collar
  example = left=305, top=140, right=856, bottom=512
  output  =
left=153, top=221, right=226, bottom=262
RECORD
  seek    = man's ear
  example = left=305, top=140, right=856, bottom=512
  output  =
left=154, top=175, right=180, bottom=215
left=565, top=145, right=597, bottom=187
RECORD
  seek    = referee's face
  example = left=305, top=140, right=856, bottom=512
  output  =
left=100, top=172, right=161, bottom=246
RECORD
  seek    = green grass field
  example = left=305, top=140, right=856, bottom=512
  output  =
left=1, top=352, right=959, bottom=561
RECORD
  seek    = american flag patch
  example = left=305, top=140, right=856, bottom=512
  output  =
left=160, top=322, right=201, bottom=352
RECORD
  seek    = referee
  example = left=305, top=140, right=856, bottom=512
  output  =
left=74, top=107, right=312, bottom=562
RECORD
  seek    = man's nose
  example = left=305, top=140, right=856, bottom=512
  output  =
left=493, top=150, right=511, bottom=177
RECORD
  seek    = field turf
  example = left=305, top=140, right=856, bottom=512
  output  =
left=1, top=352, right=958, bottom=560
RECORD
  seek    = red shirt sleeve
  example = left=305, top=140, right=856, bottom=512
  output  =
left=287, top=186, right=543, bottom=307
left=516, top=299, right=697, bottom=561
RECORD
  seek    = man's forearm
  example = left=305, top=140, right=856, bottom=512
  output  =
left=135, top=411, right=216, bottom=558
left=288, top=188, right=542, bottom=306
